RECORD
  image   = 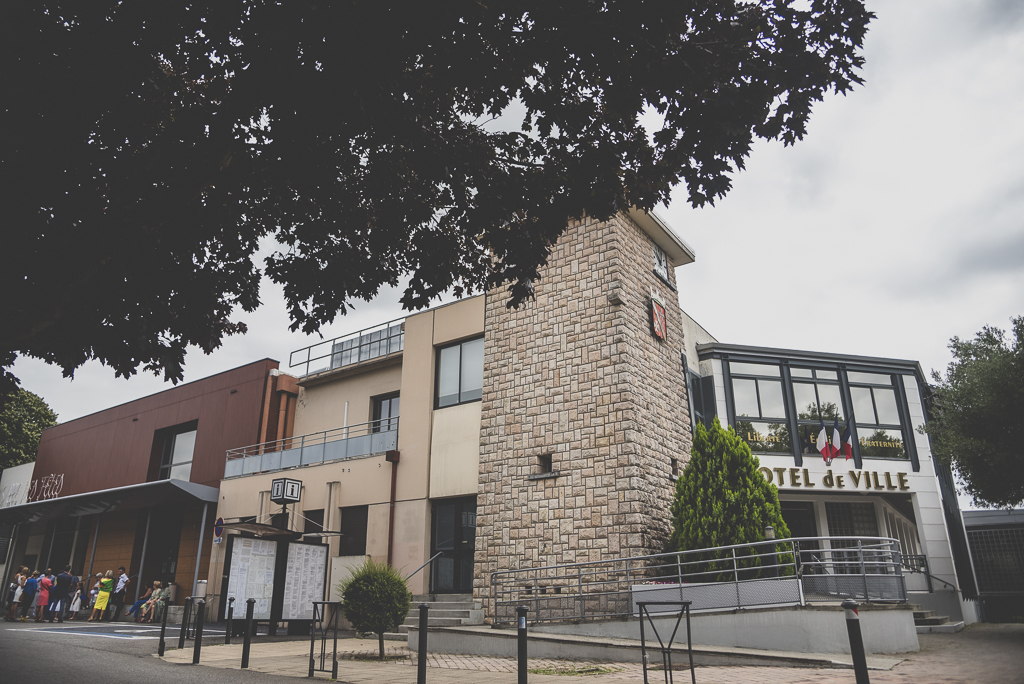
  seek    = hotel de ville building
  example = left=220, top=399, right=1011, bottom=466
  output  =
left=2, top=209, right=977, bottom=637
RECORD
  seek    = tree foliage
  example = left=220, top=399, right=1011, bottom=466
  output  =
left=2, top=2, right=873, bottom=385
left=924, top=317, right=1024, bottom=509
left=0, top=388, right=59, bottom=472
left=667, top=418, right=790, bottom=577
left=337, top=559, right=411, bottom=659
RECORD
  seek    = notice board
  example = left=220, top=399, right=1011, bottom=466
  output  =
left=226, top=538, right=278, bottom=620
left=281, top=542, right=328, bottom=621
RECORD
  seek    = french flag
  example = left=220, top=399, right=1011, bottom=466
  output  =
left=817, top=418, right=840, bottom=465
left=841, top=422, right=854, bottom=460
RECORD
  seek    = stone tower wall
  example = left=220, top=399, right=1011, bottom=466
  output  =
left=475, top=213, right=692, bottom=611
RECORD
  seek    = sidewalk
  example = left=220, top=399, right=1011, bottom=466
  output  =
left=159, top=623, right=1024, bottom=683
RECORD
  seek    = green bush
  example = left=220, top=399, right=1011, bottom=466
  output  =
left=667, top=417, right=792, bottom=580
left=336, top=559, right=411, bottom=659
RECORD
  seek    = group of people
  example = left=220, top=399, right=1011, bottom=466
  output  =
left=4, top=565, right=167, bottom=623
left=4, top=565, right=79, bottom=622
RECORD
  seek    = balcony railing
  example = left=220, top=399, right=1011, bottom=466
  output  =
left=289, top=318, right=405, bottom=378
left=224, top=419, right=398, bottom=479
left=490, top=536, right=906, bottom=625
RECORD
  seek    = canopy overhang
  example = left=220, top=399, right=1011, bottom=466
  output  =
left=0, top=479, right=220, bottom=526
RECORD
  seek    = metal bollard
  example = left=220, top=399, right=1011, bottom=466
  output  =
left=331, top=605, right=339, bottom=680
left=158, top=597, right=170, bottom=657
left=842, top=599, right=871, bottom=684
left=241, top=598, right=255, bottom=669
left=225, top=597, right=234, bottom=645
left=417, top=603, right=429, bottom=684
left=192, top=599, right=206, bottom=665
left=517, top=605, right=528, bottom=684
left=178, top=597, right=192, bottom=650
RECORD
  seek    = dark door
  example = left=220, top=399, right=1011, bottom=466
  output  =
left=431, top=496, right=476, bottom=593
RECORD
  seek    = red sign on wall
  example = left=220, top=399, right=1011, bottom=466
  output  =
left=651, top=296, right=667, bottom=341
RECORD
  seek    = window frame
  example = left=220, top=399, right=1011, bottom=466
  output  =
left=727, top=361, right=794, bottom=457
left=434, top=336, right=485, bottom=409
left=848, top=374, right=911, bottom=462
left=154, top=420, right=199, bottom=483
left=371, top=392, right=400, bottom=433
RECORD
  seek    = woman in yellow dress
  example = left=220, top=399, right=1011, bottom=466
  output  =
left=88, top=571, right=114, bottom=622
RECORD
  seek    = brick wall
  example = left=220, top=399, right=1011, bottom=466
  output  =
left=475, top=213, right=692, bottom=610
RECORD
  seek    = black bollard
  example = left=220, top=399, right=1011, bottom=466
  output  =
left=241, top=598, right=255, bottom=669
left=517, top=605, right=528, bottom=684
left=178, top=597, right=192, bottom=650
left=192, top=599, right=206, bottom=665
left=225, top=597, right=234, bottom=645
left=158, top=597, right=170, bottom=656
left=331, top=605, right=339, bottom=680
left=417, top=603, right=429, bottom=684
left=842, top=599, right=871, bottom=684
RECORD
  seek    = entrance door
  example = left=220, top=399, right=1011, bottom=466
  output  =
left=431, top=496, right=476, bottom=593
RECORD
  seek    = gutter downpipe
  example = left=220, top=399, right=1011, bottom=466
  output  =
left=86, top=515, right=101, bottom=579
left=386, top=450, right=400, bottom=566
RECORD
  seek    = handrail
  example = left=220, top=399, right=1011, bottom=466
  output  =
left=490, top=536, right=908, bottom=625
left=406, top=552, right=443, bottom=582
left=224, top=419, right=399, bottom=479
left=289, top=317, right=405, bottom=378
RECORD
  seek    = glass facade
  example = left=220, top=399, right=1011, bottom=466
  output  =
left=714, top=352, right=916, bottom=465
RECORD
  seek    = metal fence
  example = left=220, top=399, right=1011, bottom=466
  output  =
left=490, top=536, right=905, bottom=625
left=224, top=419, right=398, bottom=479
left=289, top=318, right=405, bottom=378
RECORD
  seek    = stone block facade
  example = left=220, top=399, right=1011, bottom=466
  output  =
left=475, top=213, right=692, bottom=609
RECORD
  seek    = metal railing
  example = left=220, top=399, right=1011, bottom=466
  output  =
left=224, top=419, right=398, bottom=479
left=490, top=536, right=906, bottom=625
left=289, top=318, right=405, bottom=378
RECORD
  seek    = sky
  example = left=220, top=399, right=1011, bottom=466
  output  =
left=12, top=1, right=1024, bottom=470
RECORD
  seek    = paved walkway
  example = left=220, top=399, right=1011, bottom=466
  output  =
left=160, top=623, right=1024, bottom=683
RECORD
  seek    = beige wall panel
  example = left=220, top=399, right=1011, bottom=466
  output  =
left=392, top=498, right=431, bottom=593
left=432, top=296, right=485, bottom=346
left=366, top=502, right=391, bottom=559
left=396, top=311, right=434, bottom=504
left=429, top=402, right=483, bottom=499
left=293, top=364, right=402, bottom=436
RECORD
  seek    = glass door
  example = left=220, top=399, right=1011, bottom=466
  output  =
left=431, top=496, right=477, bottom=593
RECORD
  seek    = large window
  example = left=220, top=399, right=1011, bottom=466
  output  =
left=436, top=337, right=484, bottom=408
left=372, top=393, right=400, bottom=432
left=154, top=422, right=198, bottom=482
left=730, top=362, right=791, bottom=454
left=790, top=368, right=848, bottom=457
left=848, top=372, right=907, bottom=459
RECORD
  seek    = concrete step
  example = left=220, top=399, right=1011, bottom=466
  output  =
left=403, top=610, right=475, bottom=621
left=383, top=632, right=407, bottom=641
left=917, top=621, right=965, bottom=634
left=401, top=617, right=465, bottom=628
left=912, top=610, right=937, bottom=620
left=915, top=615, right=951, bottom=626
left=412, top=594, right=475, bottom=602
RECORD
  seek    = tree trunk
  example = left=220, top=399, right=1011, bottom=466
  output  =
left=378, top=632, right=385, bottom=660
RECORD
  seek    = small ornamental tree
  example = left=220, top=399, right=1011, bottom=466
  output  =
left=336, top=560, right=411, bottom=660
left=667, top=417, right=791, bottom=579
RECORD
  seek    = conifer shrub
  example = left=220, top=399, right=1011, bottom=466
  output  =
left=667, top=417, right=792, bottom=581
left=336, top=559, right=411, bottom=659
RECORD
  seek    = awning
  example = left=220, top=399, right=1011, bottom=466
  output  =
left=0, top=479, right=220, bottom=526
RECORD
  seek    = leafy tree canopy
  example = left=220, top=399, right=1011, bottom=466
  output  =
left=924, top=317, right=1024, bottom=509
left=2, top=1, right=873, bottom=386
left=0, top=388, right=58, bottom=472
left=668, top=417, right=789, bottom=554
left=337, top=559, right=411, bottom=659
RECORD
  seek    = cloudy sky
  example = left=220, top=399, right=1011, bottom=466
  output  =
left=13, top=1, right=1024, bottom=454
